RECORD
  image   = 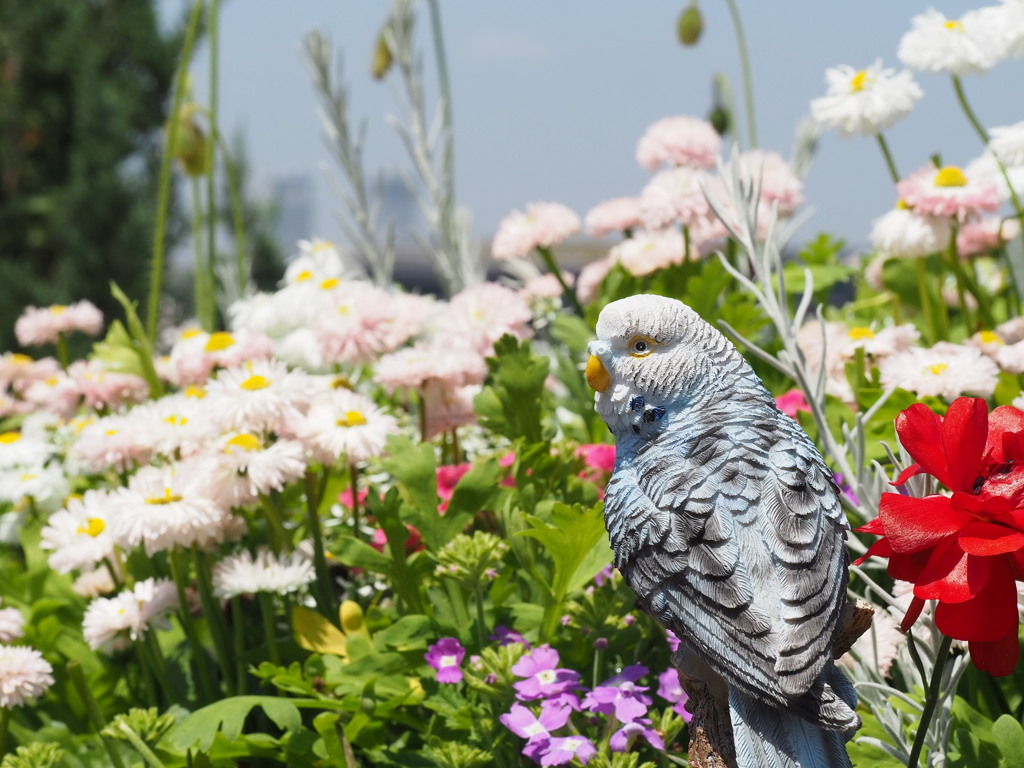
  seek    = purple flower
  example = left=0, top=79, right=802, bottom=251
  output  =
left=832, top=473, right=860, bottom=506
left=582, top=664, right=651, bottom=723
left=490, top=625, right=530, bottom=648
left=533, top=735, right=597, bottom=766
left=593, top=564, right=614, bottom=587
left=425, top=637, right=465, bottom=683
left=511, top=645, right=581, bottom=701
left=610, top=719, right=666, bottom=752
left=666, top=629, right=681, bottom=652
left=500, top=702, right=571, bottom=743
left=656, top=668, right=692, bottom=723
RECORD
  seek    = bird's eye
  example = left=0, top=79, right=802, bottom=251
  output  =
left=628, top=335, right=657, bottom=358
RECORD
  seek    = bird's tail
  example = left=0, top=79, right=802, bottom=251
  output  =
left=728, top=666, right=858, bottom=768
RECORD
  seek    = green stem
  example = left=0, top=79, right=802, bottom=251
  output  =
left=906, top=635, right=954, bottom=768
left=537, top=245, right=584, bottom=317
left=0, top=707, right=9, bottom=759
left=951, top=75, right=989, bottom=144
left=349, top=463, right=361, bottom=536
left=875, top=133, right=901, bottom=184
left=230, top=597, right=248, bottom=696
left=418, top=386, right=429, bottom=443
left=214, top=131, right=249, bottom=295
left=168, top=548, right=214, bottom=703
left=192, top=545, right=235, bottom=695
left=724, top=0, right=757, bottom=149
left=473, top=587, right=487, bottom=650
left=55, top=332, right=70, bottom=370
left=191, top=176, right=213, bottom=331
left=261, top=492, right=288, bottom=554
left=258, top=591, right=282, bottom=667
left=146, top=0, right=205, bottom=341
left=305, top=469, right=337, bottom=622
left=205, top=0, right=220, bottom=327
left=67, top=661, right=127, bottom=768
left=592, top=642, right=605, bottom=690
left=144, top=630, right=174, bottom=702
left=426, top=0, right=455, bottom=202
left=117, top=721, right=167, bottom=768
left=915, top=258, right=937, bottom=345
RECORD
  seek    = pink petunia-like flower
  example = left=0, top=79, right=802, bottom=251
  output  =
left=500, top=701, right=571, bottom=744
left=576, top=443, right=615, bottom=474
left=533, top=735, right=597, bottom=766
left=581, top=664, right=652, bottom=723
left=656, top=667, right=693, bottom=722
left=584, top=197, right=645, bottom=237
left=492, top=202, right=580, bottom=261
left=610, top=719, right=666, bottom=753
left=15, top=300, right=103, bottom=347
left=897, top=164, right=1001, bottom=222
left=511, top=645, right=581, bottom=701
left=425, top=637, right=466, bottom=683
left=636, top=115, right=721, bottom=171
left=437, top=463, right=472, bottom=513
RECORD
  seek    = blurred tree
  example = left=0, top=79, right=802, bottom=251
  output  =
left=0, top=0, right=182, bottom=352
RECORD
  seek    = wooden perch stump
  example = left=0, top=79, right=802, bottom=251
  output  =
left=672, top=598, right=875, bottom=768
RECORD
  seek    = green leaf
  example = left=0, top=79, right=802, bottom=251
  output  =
left=91, top=320, right=145, bottom=378
left=164, top=696, right=302, bottom=752
left=372, top=614, right=434, bottom=651
left=993, top=714, right=1024, bottom=768
left=381, top=435, right=438, bottom=520
left=438, top=457, right=501, bottom=537
left=312, top=713, right=346, bottom=765
left=109, top=281, right=164, bottom=398
left=474, top=335, right=551, bottom=444
left=329, top=535, right=392, bottom=574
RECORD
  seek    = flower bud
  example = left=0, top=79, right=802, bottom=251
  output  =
left=709, top=105, right=731, bottom=137
left=171, top=104, right=210, bottom=177
left=372, top=31, right=393, bottom=80
left=677, top=3, right=704, bottom=46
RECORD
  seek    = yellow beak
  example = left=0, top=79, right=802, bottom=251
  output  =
left=586, top=355, right=610, bottom=393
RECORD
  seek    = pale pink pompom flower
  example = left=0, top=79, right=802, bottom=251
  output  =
left=897, top=164, right=1001, bottom=222
left=957, top=216, right=1021, bottom=257
left=576, top=254, right=617, bottom=305
left=423, top=381, right=479, bottom=440
left=636, top=116, right=721, bottom=171
left=639, top=167, right=713, bottom=230
left=0, top=353, right=59, bottom=391
left=314, top=284, right=400, bottom=366
left=0, top=600, right=24, bottom=643
left=491, top=202, right=580, bottom=261
left=375, top=342, right=487, bottom=394
left=439, top=283, right=533, bottom=356
left=15, top=300, right=103, bottom=347
left=68, top=360, right=149, bottom=412
left=738, top=150, right=804, bottom=215
left=612, top=229, right=688, bottom=277
left=585, top=197, right=645, bottom=237
left=0, top=645, right=54, bottom=708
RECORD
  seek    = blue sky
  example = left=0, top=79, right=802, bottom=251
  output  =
left=160, top=1, right=1022, bottom=256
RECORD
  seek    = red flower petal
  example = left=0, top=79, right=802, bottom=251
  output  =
left=887, top=549, right=932, bottom=583
left=892, top=462, right=923, bottom=487
left=914, top=540, right=978, bottom=603
left=959, top=521, right=1024, bottom=556
left=855, top=516, right=886, bottom=535
left=879, top=493, right=972, bottom=553
left=853, top=536, right=891, bottom=566
left=896, top=404, right=951, bottom=488
left=941, top=398, right=989, bottom=492
left=986, top=406, right=1024, bottom=463
left=934, top=561, right=1019, bottom=641
left=900, top=595, right=926, bottom=633
left=968, top=632, right=1021, bottom=677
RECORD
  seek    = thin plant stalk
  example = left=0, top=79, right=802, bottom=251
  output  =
left=55, top=332, right=70, bottom=370
left=906, top=635, right=954, bottom=768
left=724, top=0, right=757, bottom=149
left=214, top=131, right=250, bottom=295
left=0, top=707, right=8, bottom=760
left=258, top=591, right=282, bottom=667
left=147, top=0, right=205, bottom=341
left=349, top=463, right=361, bottom=535
left=206, top=0, right=220, bottom=323
left=537, top=245, right=583, bottom=317
left=169, top=547, right=215, bottom=703
left=192, top=545, right=235, bottom=695
left=876, top=133, right=901, bottom=184
left=116, top=721, right=167, bottom=768
left=229, top=596, right=248, bottom=696
left=191, top=176, right=214, bottom=330
left=261, top=492, right=289, bottom=553
left=915, top=258, right=937, bottom=344
left=67, top=661, right=127, bottom=768
left=305, top=469, right=337, bottom=622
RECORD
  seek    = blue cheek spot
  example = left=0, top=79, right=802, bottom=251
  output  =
left=629, top=396, right=645, bottom=412
left=642, top=405, right=667, bottom=423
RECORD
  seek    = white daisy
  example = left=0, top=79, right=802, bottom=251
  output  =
left=291, top=388, right=398, bottom=465
left=204, top=360, right=315, bottom=433
left=879, top=342, right=999, bottom=399
left=82, top=578, right=178, bottom=652
left=207, top=432, right=308, bottom=507
left=870, top=201, right=951, bottom=260
left=964, top=150, right=1024, bottom=202
left=40, top=490, right=117, bottom=573
left=810, top=60, right=922, bottom=137
left=0, top=599, right=24, bottom=643
left=212, top=548, right=316, bottom=599
left=72, top=567, right=117, bottom=598
left=109, top=464, right=232, bottom=555
left=0, top=645, right=54, bottom=708
left=898, top=8, right=1007, bottom=75
left=0, top=464, right=69, bottom=513
left=0, top=429, right=51, bottom=470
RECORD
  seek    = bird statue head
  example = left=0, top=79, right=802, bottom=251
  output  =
left=586, top=294, right=730, bottom=436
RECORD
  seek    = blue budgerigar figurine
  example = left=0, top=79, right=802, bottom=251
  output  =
left=587, top=294, right=859, bottom=768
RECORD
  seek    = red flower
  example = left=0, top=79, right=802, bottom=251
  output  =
left=857, top=397, right=1024, bottom=676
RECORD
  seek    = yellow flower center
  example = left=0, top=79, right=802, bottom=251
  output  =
left=46, top=377, right=59, bottom=386
left=76, top=518, right=106, bottom=537
left=226, top=433, right=261, bottom=453
left=51, top=305, right=67, bottom=315
left=925, top=363, right=949, bottom=376
left=321, top=278, right=340, bottom=290
left=185, top=384, right=207, bottom=399
left=944, top=19, right=963, bottom=31
left=0, top=431, right=21, bottom=444
left=896, top=199, right=910, bottom=211
left=848, top=327, right=875, bottom=340
left=934, top=166, right=967, bottom=188
left=105, top=429, right=118, bottom=436
left=181, top=328, right=203, bottom=340
left=10, top=353, right=32, bottom=364
left=73, top=417, right=95, bottom=431
left=164, top=414, right=188, bottom=426
left=979, top=330, right=1003, bottom=345
left=336, top=410, right=367, bottom=427
left=146, top=488, right=183, bottom=505
left=850, top=70, right=868, bottom=92
left=296, top=269, right=314, bottom=282
left=205, top=331, right=236, bottom=352
left=20, top=473, right=36, bottom=482
left=240, top=374, right=270, bottom=391
left=312, top=240, right=336, bottom=253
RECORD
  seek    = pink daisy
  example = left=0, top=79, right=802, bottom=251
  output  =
left=375, top=342, right=487, bottom=394
left=0, top=645, right=54, bottom=708
left=870, top=201, right=952, bottom=258
left=957, top=216, right=1021, bottom=257
left=492, top=202, right=581, bottom=261
left=576, top=254, right=616, bottom=305
left=439, top=283, right=533, bottom=356
left=15, top=300, right=103, bottom=347
left=896, top=163, right=1001, bottom=222
left=635, top=115, right=721, bottom=171
left=638, top=167, right=713, bottom=230
left=584, top=197, right=644, bottom=237
left=68, top=360, right=149, bottom=412
left=611, top=228, right=688, bottom=277
left=314, top=284, right=401, bottom=366
left=738, top=150, right=804, bottom=215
